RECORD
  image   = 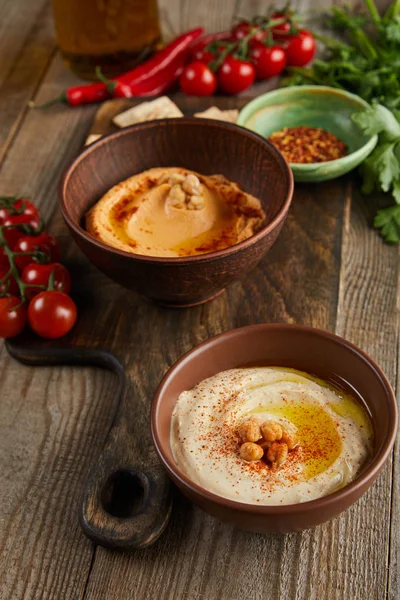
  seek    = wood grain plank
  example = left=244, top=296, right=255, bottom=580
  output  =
left=0, top=1, right=56, bottom=164
left=0, top=0, right=49, bottom=89
left=0, top=352, right=118, bottom=600
left=334, top=188, right=399, bottom=600
left=158, top=0, right=239, bottom=37
left=0, top=54, right=108, bottom=600
left=390, top=357, right=400, bottom=599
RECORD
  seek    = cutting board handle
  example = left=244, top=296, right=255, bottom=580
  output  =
left=79, top=363, right=172, bottom=550
left=5, top=340, right=173, bottom=551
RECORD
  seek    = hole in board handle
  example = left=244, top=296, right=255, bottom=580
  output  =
left=101, top=469, right=147, bottom=518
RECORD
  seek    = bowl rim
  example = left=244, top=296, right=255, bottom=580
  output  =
left=237, top=85, right=379, bottom=171
left=151, top=322, right=398, bottom=514
left=58, top=117, right=294, bottom=264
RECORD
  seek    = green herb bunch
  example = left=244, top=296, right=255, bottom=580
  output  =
left=286, top=0, right=400, bottom=110
left=285, top=0, right=400, bottom=242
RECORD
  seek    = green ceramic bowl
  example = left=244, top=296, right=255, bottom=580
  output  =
left=237, top=86, right=378, bottom=183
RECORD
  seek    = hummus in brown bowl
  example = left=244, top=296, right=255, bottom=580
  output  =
left=86, top=167, right=265, bottom=258
left=171, top=367, right=373, bottom=506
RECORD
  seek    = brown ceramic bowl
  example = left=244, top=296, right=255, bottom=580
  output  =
left=59, top=118, right=293, bottom=307
left=151, top=323, right=398, bottom=532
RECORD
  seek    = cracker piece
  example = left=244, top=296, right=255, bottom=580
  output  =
left=113, top=96, right=183, bottom=128
left=194, top=107, right=239, bottom=123
left=84, top=133, right=102, bottom=146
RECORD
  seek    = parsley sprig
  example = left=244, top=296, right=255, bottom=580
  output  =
left=352, top=103, right=400, bottom=242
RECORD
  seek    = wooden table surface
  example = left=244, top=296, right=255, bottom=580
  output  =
left=0, top=1, right=398, bottom=599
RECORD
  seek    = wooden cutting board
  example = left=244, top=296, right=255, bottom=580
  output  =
left=5, top=94, right=347, bottom=550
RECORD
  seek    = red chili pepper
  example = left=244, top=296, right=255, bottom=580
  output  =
left=117, top=28, right=203, bottom=87
left=34, top=28, right=203, bottom=108
left=100, top=54, right=187, bottom=98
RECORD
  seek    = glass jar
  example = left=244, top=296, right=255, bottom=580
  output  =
left=51, top=0, right=161, bottom=80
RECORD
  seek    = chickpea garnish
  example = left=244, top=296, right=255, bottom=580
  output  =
left=267, top=442, right=289, bottom=468
left=261, top=421, right=283, bottom=443
left=281, top=430, right=298, bottom=450
left=182, top=173, right=202, bottom=195
left=167, top=184, right=186, bottom=208
left=238, top=417, right=262, bottom=443
left=237, top=417, right=298, bottom=468
left=165, top=173, right=205, bottom=211
left=240, top=442, right=264, bottom=462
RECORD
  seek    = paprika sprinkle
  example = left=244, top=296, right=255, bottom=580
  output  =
left=268, top=126, right=347, bottom=164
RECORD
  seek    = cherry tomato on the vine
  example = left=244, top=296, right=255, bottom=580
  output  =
left=2, top=223, right=25, bottom=249
left=285, top=30, right=316, bottom=66
left=193, top=48, right=214, bottom=65
left=179, top=61, right=217, bottom=96
left=0, top=199, right=40, bottom=225
left=13, top=232, right=60, bottom=271
left=0, top=295, right=26, bottom=338
left=217, top=56, right=255, bottom=95
left=232, top=22, right=266, bottom=43
left=0, top=269, right=19, bottom=296
left=0, top=247, right=9, bottom=270
left=270, top=13, right=292, bottom=38
left=189, top=31, right=232, bottom=61
left=250, top=42, right=286, bottom=79
left=21, top=262, right=71, bottom=299
left=28, top=291, right=77, bottom=339
left=3, top=213, right=41, bottom=234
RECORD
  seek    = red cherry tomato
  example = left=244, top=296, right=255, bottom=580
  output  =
left=0, top=199, right=40, bottom=225
left=1, top=200, right=41, bottom=246
left=0, top=295, right=26, bottom=338
left=189, top=31, right=232, bottom=61
left=179, top=61, right=217, bottom=96
left=217, top=56, right=255, bottom=95
left=21, top=263, right=71, bottom=299
left=28, top=291, right=77, bottom=339
left=3, top=213, right=41, bottom=232
left=193, top=48, right=214, bottom=64
left=0, top=247, right=9, bottom=270
left=2, top=222, right=25, bottom=249
left=270, top=13, right=292, bottom=38
left=0, top=269, right=19, bottom=296
left=13, top=232, right=60, bottom=271
left=250, top=42, right=286, bottom=79
left=232, top=22, right=266, bottom=42
left=285, top=30, right=316, bottom=66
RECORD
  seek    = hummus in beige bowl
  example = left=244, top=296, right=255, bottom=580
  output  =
left=86, top=167, right=265, bottom=258
left=171, top=367, right=373, bottom=506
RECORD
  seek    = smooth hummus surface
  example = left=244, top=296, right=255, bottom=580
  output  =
left=171, top=367, right=373, bottom=505
left=86, top=167, right=265, bottom=257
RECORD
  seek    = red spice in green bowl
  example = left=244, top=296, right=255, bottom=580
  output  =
left=237, top=86, right=378, bottom=183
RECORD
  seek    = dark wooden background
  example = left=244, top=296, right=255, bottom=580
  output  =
left=0, top=1, right=398, bottom=599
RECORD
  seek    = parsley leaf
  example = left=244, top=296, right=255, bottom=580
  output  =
left=373, top=143, right=400, bottom=191
left=359, top=142, right=400, bottom=192
left=374, top=205, right=400, bottom=242
left=392, top=178, right=400, bottom=203
left=381, top=16, right=400, bottom=43
left=352, top=103, right=400, bottom=139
